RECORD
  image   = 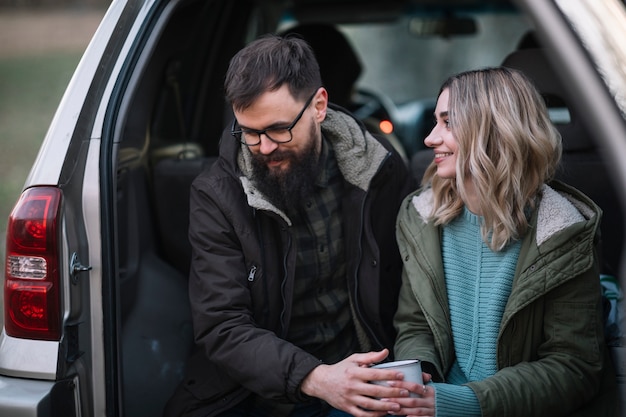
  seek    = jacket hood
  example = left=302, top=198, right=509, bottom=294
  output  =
left=231, top=106, right=390, bottom=225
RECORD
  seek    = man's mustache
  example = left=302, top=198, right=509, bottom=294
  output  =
left=254, top=150, right=293, bottom=164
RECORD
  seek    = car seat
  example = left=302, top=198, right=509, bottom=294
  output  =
left=152, top=149, right=218, bottom=275
left=502, top=47, right=623, bottom=275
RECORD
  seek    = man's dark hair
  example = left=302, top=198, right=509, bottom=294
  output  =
left=281, top=23, right=362, bottom=108
left=224, top=34, right=322, bottom=111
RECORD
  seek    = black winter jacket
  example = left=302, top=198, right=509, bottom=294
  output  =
left=176, top=107, right=414, bottom=416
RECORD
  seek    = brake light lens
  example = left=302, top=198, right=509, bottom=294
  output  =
left=4, top=187, right=62, bottom=340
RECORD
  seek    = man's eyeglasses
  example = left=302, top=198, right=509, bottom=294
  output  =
left=231, top=91, right=317, bottom=146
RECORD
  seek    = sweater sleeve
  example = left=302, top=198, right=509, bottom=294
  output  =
left=432, top=383, right=482, bottom=417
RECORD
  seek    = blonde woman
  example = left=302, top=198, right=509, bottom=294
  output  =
left=387, top=68, right=617, bottom=416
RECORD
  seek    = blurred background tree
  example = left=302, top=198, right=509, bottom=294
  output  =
left=0, top=0, right=109, bottom=8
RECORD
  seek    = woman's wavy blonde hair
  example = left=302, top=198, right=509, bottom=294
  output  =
left=422, top=67, right=562, bottom=251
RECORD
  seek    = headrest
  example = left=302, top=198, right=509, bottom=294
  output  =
left=502, top=48, right=594, bottom=152
left=281, top=23, right=362, bottom=107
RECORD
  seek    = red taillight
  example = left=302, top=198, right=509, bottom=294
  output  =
left=4, top=187, right=62, bottom=340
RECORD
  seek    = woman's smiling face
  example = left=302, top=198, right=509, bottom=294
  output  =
left=424, top=88, right=458, bottom=180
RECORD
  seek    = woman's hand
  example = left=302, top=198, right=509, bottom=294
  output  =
left=382, top=372, right=435, bottom=417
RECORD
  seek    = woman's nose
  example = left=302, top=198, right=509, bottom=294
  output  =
left=424, top=126, right=442, bottom=148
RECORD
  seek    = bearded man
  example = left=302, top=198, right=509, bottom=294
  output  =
left=164, top=34, right=414, bottom=417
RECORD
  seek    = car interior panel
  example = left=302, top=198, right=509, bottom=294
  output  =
left=113, top=1, right=233, bottom=412
left=106, top=0, right=626, bottom=415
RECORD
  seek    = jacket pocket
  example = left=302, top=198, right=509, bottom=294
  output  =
left=551, top=301, right=600, bottom=362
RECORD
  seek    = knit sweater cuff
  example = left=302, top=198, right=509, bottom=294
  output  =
left=432, top=382, right=481, bottom=417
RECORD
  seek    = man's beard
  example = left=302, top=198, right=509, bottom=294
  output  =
left=250, top=124, right=321, bottom=216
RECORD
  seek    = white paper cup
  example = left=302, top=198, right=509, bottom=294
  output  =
left=370, top=359, right=423, bottom=397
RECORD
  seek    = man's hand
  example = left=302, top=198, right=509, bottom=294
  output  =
left=300, top=349, right=410, bottom=417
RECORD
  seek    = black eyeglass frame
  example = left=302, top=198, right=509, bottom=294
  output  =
left=231, top=90, right=317, bottom=146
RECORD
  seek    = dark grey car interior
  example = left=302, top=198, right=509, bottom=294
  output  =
left=109, top=0, right=624, bottom=415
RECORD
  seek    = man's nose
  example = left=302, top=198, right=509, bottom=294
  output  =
left=258, top=133, right=279, bottom=155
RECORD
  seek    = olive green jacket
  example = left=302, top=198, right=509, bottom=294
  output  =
left=394, top=181, right=618, bottom=417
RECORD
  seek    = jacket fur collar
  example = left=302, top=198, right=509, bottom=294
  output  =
left=237, top=107, right=389, bottom=225
left=411, top=183, right=597, bottom=247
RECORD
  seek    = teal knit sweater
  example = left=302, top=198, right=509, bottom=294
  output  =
left=433, top=208, right=521, bottom=417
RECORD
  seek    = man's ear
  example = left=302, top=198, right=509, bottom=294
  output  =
left=314, top=87, right=328, bottom=122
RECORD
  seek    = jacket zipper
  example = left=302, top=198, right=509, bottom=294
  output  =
left=247, top=265, right=257, bottom=282
left=352, top=151, right=392, bottom=350
left=279, top=233, right=292, bottom=336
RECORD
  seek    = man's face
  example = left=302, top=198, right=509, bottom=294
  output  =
left=234, top=85, right=327, bottom=173
left=234, top=85, right=328, bottom=212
